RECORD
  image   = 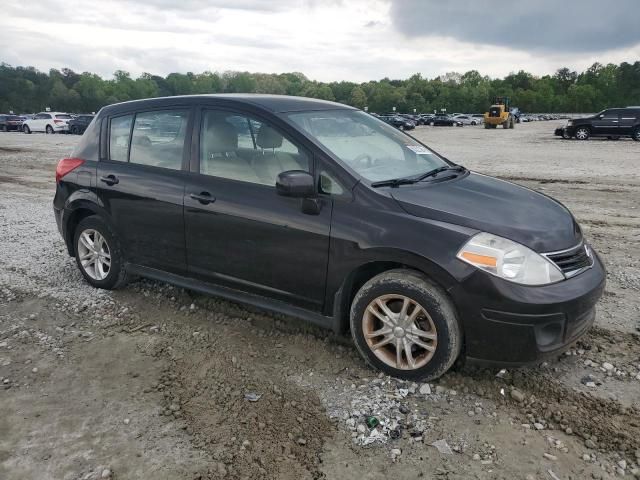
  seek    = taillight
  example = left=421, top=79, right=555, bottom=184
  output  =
left=56, top=158, right=84, bottom=183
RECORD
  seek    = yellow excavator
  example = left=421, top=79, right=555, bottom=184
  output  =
left=484, top=96, right=516, bottom=129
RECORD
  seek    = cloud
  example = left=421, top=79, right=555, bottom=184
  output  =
left=390, top=0, right=640, bottom=53
left=0, top=0, right=638, bottom=83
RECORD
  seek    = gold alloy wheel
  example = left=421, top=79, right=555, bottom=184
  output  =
left=362, top=294, right=437, bottom=370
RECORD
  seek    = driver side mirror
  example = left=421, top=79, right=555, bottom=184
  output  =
left=276, top=170, right=315, bottom=198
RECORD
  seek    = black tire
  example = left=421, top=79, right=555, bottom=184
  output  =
left=484, top=123, right=490, bottom=129
left=509, top=118, right=515, bottom=129
left=23, top=125, right=31, bottom=134
left=399, top=125, right=404, bottom=131
left=632, top=128, right=640, bottom=142
left=46, top=125, right=54, bottom=134
left=350, top=269, right=462, bottom=381
left=73, top=215, right=128, bottom=290
left=71, top=126, right=78, bottom=135
left=575, top=126, right=590, bottom=140
left=471, top=121, right=477, bottom=126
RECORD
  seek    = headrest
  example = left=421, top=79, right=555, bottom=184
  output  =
left=207, top=120, right=238, bottom=151
left=256, top=124, right=283, bottom=149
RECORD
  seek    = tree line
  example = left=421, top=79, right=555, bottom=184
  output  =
left=1, top=61, right=639, bottom=115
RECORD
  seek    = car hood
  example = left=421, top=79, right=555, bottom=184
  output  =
left=391, top=172, right=581, bottom=252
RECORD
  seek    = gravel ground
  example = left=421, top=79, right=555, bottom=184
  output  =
left=1, top=122, right=639, bottom=480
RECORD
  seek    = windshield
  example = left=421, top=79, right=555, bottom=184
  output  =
left=287, top=110, right=448, bottom=182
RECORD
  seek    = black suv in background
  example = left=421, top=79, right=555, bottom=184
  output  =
left=557, top=107, right=640, bottom=140
left=68, top=115, right=95, bottom=135
left=53, top=94, right=604, bottom=380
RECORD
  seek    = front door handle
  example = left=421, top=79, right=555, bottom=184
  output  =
left=190, top=192, right=215, bottom=205
left=100, top=174, right=119, bottom=186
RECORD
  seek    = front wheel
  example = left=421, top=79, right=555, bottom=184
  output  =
left=632, top=128, right=640, bottom=142
left=350, top=269, right=462, bottom=381
left=575, top=127, right=590, bottom=140
left=46, top=125, right=54, bottom=134
left=23, top=125, right=31, bottom=134
left=74, top=216, right=128, bottom=290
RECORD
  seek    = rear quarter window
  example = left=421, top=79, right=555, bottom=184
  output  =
left=71, top=115, right=101, bottom=161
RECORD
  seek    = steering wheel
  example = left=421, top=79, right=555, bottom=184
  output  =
left=352, top=153, right=373, bottom=168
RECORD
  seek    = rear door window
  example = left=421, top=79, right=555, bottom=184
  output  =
left=129, top=110, right=189, bottom=170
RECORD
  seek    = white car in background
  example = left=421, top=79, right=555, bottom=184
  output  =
left=452, top=114, right=480, bottom=126
left=22, top=112, right=73, bottom=134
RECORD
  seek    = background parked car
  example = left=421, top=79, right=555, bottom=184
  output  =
left=428, top=113, right=463, bottom=127
left=67, top=114, right=95, bottom=135
left=22, top=112, right=73, bottom=134
left=452, top=114, right=478, bottom=126
left=0, top=114, right=24, bottom=132
left=379, top=115, right=415, bottom=130
left=556, top=107, right=640, bottom=141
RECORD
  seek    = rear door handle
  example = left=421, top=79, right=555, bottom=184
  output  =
left=100, top=174, right=119, bottom=186
left=190, top=192, right=215, bottom=205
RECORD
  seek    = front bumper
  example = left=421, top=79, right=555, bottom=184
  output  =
left=449, top=248, right=605, bottom=365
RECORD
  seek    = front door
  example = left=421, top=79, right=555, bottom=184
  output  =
left=97, top=108, right=192, bottom=274
left=591, top=109, right=619, bottom=135
left=184, top=108, right=332, bottom=311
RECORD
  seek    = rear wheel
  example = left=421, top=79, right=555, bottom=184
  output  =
left=46, top=125, right=54, bottom=134
left=350, top=269, right=461, bottom=381
left=575, top=127, right=590, bottom=140
left=399, top=125, right=404, bottom=131
left=23, top=125, right=31, bottom=134
left=632, top=128, right=640, bottom=142
left=71, top=126, right=78, bottom=135
left=74, top=216, right=128, bottom=290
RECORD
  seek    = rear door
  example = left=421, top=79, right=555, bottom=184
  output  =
left=618, top=109, right=638, bottom=135
left=183, top=107, right=332, bottom=311
left=97, top=108, right=193, bottom=274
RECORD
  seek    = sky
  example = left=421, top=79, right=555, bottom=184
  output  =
left=1, top=0, right=639, bottom=82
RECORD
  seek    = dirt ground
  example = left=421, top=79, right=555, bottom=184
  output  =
left=1, top=121, right=639, bottom=480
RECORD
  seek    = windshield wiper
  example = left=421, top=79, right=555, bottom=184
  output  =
left=414, top=164, right=466, bottom=181
left=370, top=165, right=466, bottom=188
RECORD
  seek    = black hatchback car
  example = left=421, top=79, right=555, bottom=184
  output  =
left=53, top=95, right=605, bottom=380
left=556, top=107, right=640, bottom=140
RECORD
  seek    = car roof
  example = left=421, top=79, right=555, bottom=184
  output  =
left=101, top=94, right=356, bottom=115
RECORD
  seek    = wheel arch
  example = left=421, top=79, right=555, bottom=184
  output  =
left=63, top=200, right=112, bottom=256
left=331, top=253, right=460, bottom=334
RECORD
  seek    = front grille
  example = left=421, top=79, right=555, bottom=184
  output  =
left=545, top=243, right=593, bottom=278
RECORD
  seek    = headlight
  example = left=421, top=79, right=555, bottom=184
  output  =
left=567, top=120, right=573, bottom=126
left=457, top=232, right=564, bottom=285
